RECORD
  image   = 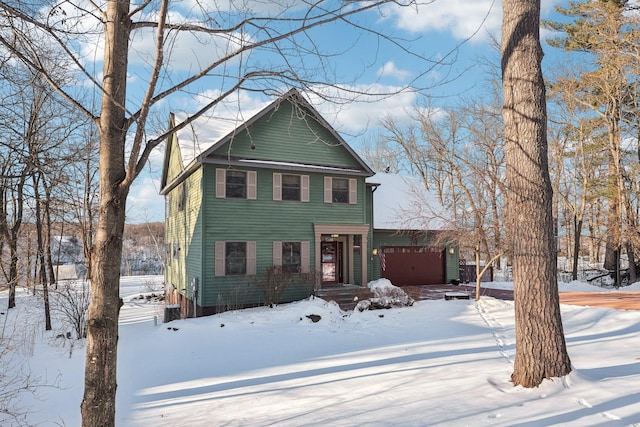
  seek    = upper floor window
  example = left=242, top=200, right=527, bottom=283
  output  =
left=332, top=178, right=349, bottom=203
left=216, top=169, right=257, bottom=199
left=282, top=175, right=301, bottom=201
left=226, top=171, right=246, bottom=199
left=273, top=173, right=309, bottom=202
left=324, top=177, right=357, bottom=204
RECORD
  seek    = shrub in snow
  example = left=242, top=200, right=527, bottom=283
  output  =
left=355, top=279, right=415, bottom=311
left=51, top=281, right=90, bottom=340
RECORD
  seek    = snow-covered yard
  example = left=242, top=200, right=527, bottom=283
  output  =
left=1, top=277, right=640, bottom=426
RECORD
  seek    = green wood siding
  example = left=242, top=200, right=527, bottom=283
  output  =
left=211, top=100, right=363, bottom=170
left=164, top=92, right=377, bottom=313
left=165, top=168, right=203, bottom=303
left=165, top=132, right=185, bottom=184
left=200, top=166, right=369, bottom=308
left=445, top=248, right=460, bottom=283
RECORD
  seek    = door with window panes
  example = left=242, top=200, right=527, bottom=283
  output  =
left=321, top=241, right=343, bottom=284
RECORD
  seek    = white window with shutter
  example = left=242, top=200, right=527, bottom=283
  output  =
left=273, top=241, right=309, bottom=273
left=301, top=241, right=310, bottom=273
left=301, top=175, right=309, bottom=202
left=247, top=241, right=256, bottom=275
left=325, top=177, right=351, bottom=204
left=273, top=241, right=283, bottom=265
left=215, top=241, right=225, bottom=276
left=273, top=173, right=282, bottom=201
left=349, top=178, right=357, bottom=204
left=247, top=171, right=257, bottom=200
left=215, top=241, right=256, bottom=276
left=324, top=176, right=332, bottom=203
left=274, top=173, right=308, bottom=202
left=216, top=169, right=257, bottom=200
left=216, top=169, right=226, bottom=198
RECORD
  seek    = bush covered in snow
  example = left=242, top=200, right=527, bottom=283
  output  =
left=355, top=278, right=414, bottom=311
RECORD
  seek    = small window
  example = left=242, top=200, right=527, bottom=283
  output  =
left=177, top=184, right=186, bottom=211
left=172, top=243, right=179, bottom=260
left=332, top=178, right=349, bottom=203
left=225, top=242, right=247, bottom=275
left=282, top=242, right=301, bottom=273
left=226, top=171, right=247, bottom=199
left=282, top=174, right=301, bottom=201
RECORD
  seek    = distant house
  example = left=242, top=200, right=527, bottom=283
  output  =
left=160, top=89, right=458, bottom=317
left=54, top=264, right=83, bottom=281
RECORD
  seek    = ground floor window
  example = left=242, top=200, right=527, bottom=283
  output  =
left=282, top=242, right=301, bottom=273
left=225, top=242, right=247, bottom=275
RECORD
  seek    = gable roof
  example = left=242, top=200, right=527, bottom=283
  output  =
left=161, top=89, right=373, bottom=193
left=366, top=173, right=450, bottom=231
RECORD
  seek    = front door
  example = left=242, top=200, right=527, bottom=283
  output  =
left=321, top=241, right=343, bottom=284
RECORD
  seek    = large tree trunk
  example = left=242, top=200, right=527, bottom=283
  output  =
left=501, top=0, right=571, bottom=387
left=80, top=1, right=131, bottom=426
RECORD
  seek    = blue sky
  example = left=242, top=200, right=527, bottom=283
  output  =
left=122, top=0, right=568, bottom=223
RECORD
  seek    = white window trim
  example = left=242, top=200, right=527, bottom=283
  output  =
left=216, top=169, right=257, bottom=200
left=215, top=241, right=256, bottom=276
left=324, top=176, right=332, bottom=203
left=274, top=173, right=309, bottom=202
left=273, top=173, right=282, bottom=201
left=273, top=240, right=310, bottom=273
left=348, top=178, right=357, bottom=204
left=324, top=176, right=357, bottom=204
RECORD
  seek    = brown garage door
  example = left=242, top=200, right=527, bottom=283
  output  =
left=382, top=246, right=445, bottom=286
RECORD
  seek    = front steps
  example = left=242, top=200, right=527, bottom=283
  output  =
left=315, top=285, right=374, bottom=310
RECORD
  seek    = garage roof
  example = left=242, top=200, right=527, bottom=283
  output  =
left=366, top=173, right=450, bottom=231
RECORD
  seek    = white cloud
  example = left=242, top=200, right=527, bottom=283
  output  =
left=377, top=61, right=412, bottom=82
left=385, top=0, right=502, bottom=42
left=305, top=84, right=418, bottom=133
left=384, top=0, right=565, bottom=43
left=127, top=177, right=165, bottom=223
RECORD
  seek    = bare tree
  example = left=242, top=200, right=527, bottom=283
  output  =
left=0, top=1, right=453, bottom=424
left=376, top=91, right=506, bottom=279
left=545, top=0, right=640, bottom=284
left=547, top=83, right=605, bottom=280
left=502, top=0, right=571, bottom=387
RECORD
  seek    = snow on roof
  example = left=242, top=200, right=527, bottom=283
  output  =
left=238, top=159, right=363, bottom=173
left=367, top=173, right=450, bottom=231
left=169, top=89, right=373, bottom=177
left=173, top=101, right=269, bottom=167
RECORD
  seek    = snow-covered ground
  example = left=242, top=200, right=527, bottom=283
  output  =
left=1, top=277, right=640, bottom=426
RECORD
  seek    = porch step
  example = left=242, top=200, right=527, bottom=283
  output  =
left=316, top=286, right=375, bottom=311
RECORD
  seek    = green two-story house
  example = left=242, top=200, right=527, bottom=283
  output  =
left=161, top=89, right=376, bottom=316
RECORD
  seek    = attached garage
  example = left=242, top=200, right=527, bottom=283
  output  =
left=367, top=173, right=459, bottom=286
left=381, top=246, right=446, bottom=286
